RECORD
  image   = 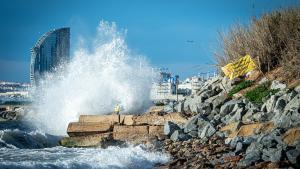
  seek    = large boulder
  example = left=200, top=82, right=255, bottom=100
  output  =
left=264, top=95, right=279, bottom=113
left=286, top=149, right=300, bottom=165
left=197, top=118, right=216, bottom=139
left=272, top=109, right=300, bottom=128
left=197, top=102, right=212, bottom=115
left=262, top=147, right=282, bottom=162
left=0, top=110, right=18, bottom=121
left=183, top=95, right=202, bottom=114
left=205, top=92, right=228, bottom=110
left=170, top=130, right=191, bottom=142
left=284, top=94, right=300, bottom=112
left=220, top=100, right=241, bottom=116
left=164, top=121, right=180, bottom=136
left=270, top=80, right=286, bottom=90
left=238, top=142, right=263, bottom=167
left=183, top=115, right=199, bottom=133
left=221, top=76, right=233, bottom=92
left=228, top=107, right=246, bottom=123
left=295, top=85, right=300, bottom=93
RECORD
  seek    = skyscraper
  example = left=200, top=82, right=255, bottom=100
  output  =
left=30, top=27, right=70, bottom=85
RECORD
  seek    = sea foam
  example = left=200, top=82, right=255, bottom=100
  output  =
left=0, top=145, right=170, bottom=169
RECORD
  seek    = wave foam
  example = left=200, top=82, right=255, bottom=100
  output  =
left=0, top=145, right=170, bottom=169
left=28, top=21, right=155, bottom=135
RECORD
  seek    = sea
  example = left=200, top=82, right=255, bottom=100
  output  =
left=0, top=121, right=170, bottom=169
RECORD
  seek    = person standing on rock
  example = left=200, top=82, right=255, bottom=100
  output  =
left=114, top=104, right=121, bottom=114
left=114, top=104, right=122, bottom=123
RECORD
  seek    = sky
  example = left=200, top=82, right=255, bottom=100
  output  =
left=0, top=0, right=299, bottom=82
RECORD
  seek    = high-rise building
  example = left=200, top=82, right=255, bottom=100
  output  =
left=30, top=27, right=70, bottom=85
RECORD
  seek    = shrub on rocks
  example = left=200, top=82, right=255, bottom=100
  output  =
left=244, top=82, right=280, bottom=104
left=228, top=80, right=253, bottom=97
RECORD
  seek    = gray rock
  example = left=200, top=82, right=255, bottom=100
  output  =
left=0, top=111, right=18, bottom=121
left=198, top=102, right=212, bottom=115
left=183, top=115, right=199, bottom=133
left=188, top=130, right=198, bottom=137
left=284, top=94, right=300, bottom=112
left=212, top=92, right=228, bottom=109
left=221, top=76, right=233, bottom=92
left=262, top=147, right=282, bottom=162
left=258, top=77, right=268, bottom=84
left=242, top=109, right=254, bottom=122
left=243, top=136, right=257, bottom=145
left=198, top=123, right=216, bottom=139
left=258, top=131, right=283, bottom=148
left=246, top=142, right=264, bottom=154
left=289, top=91, right=297, bottom=101
left=199, top=90, right=212, bottom=102
left=286, top=149, right=300, bottom=164
left=270, top=80, right=286, bottom=90
left=238, top=151, right=261, bottom=167
left=220, top=100, right=240, bottom=116
left=228, top=107, right=246, bottom=123
left=215, top=131, right=225, bottom=138
left=183, top=95, right=202, bottom=114
left=235, top=142, right=243, bottom=153
left=238, top=142, right=264, bottom=167
left=261, top=103, right=267, bottom=112
left=170, top=130, right=191, bottom=142
left=295, top=85, right=300, bottom=93
left=225, top=138, right=232, bottom=145
left=164, top=121, right=180, bottom=136
left=213, top=114, right=221, bottom=121
left=221, top=114, right=232, bottom=124
left=230, top=136, right=243, bottom=149
left=196, top=116, right=209, bottom=126
left=265, top=95, right=279, bottom=113
left=274, top=98, right=286, bottom=112
left=272, top=109, right=300, bottom=128
left=253, top=112, right=268, bottom=122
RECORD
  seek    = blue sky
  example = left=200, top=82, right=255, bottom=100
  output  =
left=0, top=0, right=299, bottom=82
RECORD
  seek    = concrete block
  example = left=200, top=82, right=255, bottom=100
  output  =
left=67, top=122, right=112, bottom=137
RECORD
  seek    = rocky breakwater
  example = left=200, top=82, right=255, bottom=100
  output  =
left=158, top=75, right=300, bottom=168
left=0, top=106, right=25, bottom=121
left=59, top=109, right=188, bottom=147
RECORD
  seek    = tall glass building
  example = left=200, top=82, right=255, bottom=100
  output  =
left=30, top=27, right=70, bottom=85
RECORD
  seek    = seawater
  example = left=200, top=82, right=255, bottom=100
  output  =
left=0, top=121, right=170, bottom=169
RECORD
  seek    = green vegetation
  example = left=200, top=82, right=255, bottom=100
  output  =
left=228, top=80, right=253, bottom=97
left=215, top=6, right=300, bottom=81
left=244, top=82, right=280, bottom=103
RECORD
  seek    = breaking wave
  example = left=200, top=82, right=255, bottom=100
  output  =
left=27, top=21, right=155, bottom=135
left=0, top=121, right=169, bottom=169
left=0, top=145, right=169, bottom=169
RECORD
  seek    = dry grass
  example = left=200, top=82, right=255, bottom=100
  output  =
left=215, top=6, right=300, bottom=82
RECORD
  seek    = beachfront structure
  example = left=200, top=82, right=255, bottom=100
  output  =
left=30, top=27, right=70, bottom=85
left=151, top=68, right=179, bottom=101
